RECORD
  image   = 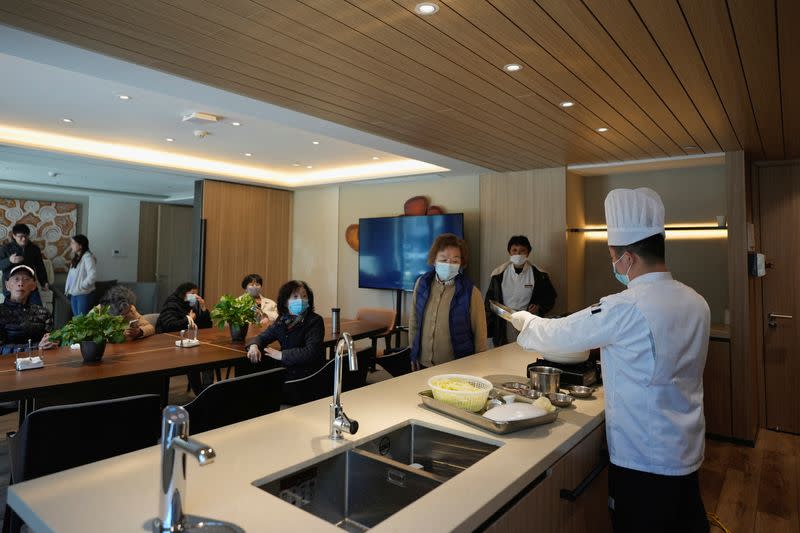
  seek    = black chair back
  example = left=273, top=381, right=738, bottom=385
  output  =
left=4, top=394, right=161, bottom=533
left=376, top=347, right=412, bottom=377
left=9, top=393, right=161, bottom=484
left=183, top=367, right=286, bottom=434
left=282, top=358, right=336, bottom=406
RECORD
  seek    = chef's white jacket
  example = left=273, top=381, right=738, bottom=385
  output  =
left=514, top=272, right=710, bottom=476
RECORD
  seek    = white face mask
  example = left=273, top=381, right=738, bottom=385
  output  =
left=509, top=254, right=527, bottom=267
left=435, top=262, right=460, bottom=282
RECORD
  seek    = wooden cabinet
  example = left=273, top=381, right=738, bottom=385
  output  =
left=483, top=424, right=611, bottom=533
left=704, top=339, right=733, bottom=437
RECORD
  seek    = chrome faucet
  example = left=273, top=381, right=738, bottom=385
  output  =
left=152, top=405, right=216, bottom=533
left=330, top=332, right=359, bottom=440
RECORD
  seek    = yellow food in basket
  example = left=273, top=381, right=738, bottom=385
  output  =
left=430, top=378, right=482, bottom=392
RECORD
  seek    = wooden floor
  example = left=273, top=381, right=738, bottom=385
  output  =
left=700, top=430, right=800, bottom=533
left=0, top=378, right=796, bottom=533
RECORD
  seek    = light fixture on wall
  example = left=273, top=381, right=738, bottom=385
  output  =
left=573, top=223, right=727, bottom=241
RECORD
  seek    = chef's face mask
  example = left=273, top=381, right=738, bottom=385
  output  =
left=611, top=254, right=633, bottom=286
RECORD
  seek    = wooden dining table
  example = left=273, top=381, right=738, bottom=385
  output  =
left=0, top=317, right=386, bottom=422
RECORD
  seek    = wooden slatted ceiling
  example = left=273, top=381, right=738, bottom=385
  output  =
left=0, top=0, right=795, bottom=169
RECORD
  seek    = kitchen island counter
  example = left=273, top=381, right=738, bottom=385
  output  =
left=9, top=343, right=605, bottom=532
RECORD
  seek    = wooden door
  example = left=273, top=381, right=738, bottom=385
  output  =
left=759, top=165, right=800, bottom=433
left=155, top=205, right=193, bottom=308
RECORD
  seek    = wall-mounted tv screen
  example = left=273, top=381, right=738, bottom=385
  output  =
left=358, top=213, right=465, bottom=291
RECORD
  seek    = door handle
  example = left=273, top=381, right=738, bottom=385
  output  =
left=768, top=313, right=793, bottom=328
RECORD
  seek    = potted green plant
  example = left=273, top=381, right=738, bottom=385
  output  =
left=211, top=294, right=258, bottom=341
left=49, top=306, right=127, bottom=362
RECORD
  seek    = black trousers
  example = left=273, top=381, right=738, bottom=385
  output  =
left=608, top=464, right=709, bottom=533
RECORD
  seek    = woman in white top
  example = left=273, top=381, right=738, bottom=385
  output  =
left=240, top=273, right=278, bottom=326
left=64, top=234, right=97, bottom=316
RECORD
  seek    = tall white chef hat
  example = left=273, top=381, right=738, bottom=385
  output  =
left=604, top=188, right=665, bottom=246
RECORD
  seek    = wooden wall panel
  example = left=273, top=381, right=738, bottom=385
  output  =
left=480, top=167, right=567, bottom=315
left=137, top=201, right=158, bottom=282
left=201, top=180, right=292, bottom=306
left=726, top=151, right=759, bottom=441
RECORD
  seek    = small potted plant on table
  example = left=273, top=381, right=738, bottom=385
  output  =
left=211, top=294, right=258, bottom=342
left=49, top=306, right=127, bottom=362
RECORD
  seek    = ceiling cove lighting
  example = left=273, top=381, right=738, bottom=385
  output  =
left=596, top=127, right=609, bottom=133
left=0, top=124, right=448, bottom=187
left=503, top=63, right=523, bottom=72
left=559, top=101, right=574, bottom=108
left=414, top=3, right=439, bottom=15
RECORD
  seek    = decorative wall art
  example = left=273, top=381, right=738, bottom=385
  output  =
left=0, top=198, right=79, bottom=272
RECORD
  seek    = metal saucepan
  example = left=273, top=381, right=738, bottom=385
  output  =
left=528, top=366, right=562, bottom=394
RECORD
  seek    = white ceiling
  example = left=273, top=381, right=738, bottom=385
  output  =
left=0, top=25, right=487, bottom=198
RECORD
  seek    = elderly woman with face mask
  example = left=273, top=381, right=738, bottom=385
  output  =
left=408, top=233, right=488, bottom=371
left=239, top=274, right=278, bottom=326
left=0, top=265, right=56, bottom=354
left=155, top=282, right=212, bottom=333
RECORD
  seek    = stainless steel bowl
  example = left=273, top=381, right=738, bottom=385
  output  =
left=546, top=392, right=574, bottom=408
left=567, top=385, right=595, bottom=399
left=500, top=381, right=531, bottom=394
left=523, top=390, right=546, bottom=400
left=528, top=366, right=562, bottom=394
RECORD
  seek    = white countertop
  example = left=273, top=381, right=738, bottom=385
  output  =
left=9, top=343, right=605, bottom=533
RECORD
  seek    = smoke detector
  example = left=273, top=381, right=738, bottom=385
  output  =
left=182, top=111, right=222, bottom=124
left=193, top=130, right=210, bottom=138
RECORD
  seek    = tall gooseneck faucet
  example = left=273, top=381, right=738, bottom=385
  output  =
left=330, top=332, right=359, bottom=440
left=153, top=405, right=216, bottom=532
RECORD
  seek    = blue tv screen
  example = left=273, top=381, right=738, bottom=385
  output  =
left=358, top=213, right=464, bottom=291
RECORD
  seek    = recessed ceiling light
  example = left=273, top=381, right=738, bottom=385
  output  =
left=61, top=118, right=73, bottom=124
left=372, top=156, right=380, bottom=160
left=503, top=63, right=523, bottom=72
left=165, top=138, right=174, bottom=142
left=596, top=127, right=609, bottom=133
left=306, top=165, right=313, bottom=169
left=415, top=3, right=439, bottom=15
left=244, top=152, right=252, bottom=157
left=559, top=101, right=574, bottom=108
left=292, top=163, right=301, bottom=167
left=118, top=95, right=131, bottom=101
left=231, top=122, right=241, bottom=126
left=312, top=141, right=320, bottom=145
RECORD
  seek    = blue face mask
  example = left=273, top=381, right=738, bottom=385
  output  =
left=435, top=262, right=460, bottom=282
left=611, top=255, right=632, bottom=286
left=287, top=297, right=308, bottom=315
left=185, top=293, right=198, bottom=306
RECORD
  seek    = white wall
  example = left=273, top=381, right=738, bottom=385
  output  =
left=291, top=186, right=340, bottom=312
left=86, top=195, right=141, bottom=282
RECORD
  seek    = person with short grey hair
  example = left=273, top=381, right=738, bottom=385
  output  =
left=98, top=284, right=155, bottom=340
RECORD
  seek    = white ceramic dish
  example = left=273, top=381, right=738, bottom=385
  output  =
left=540, top=351, right=590, bottom=364
left=483, top=402, right=547, bottom=422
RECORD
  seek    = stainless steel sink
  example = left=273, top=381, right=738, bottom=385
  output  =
left=356, top=423, right=501, bottom=480
left=256, top=423, right=500, bottom=531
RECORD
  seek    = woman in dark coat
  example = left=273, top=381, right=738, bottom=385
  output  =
left=156, top=282, right=212, bottom=333
left=244, top=280, right=324, bottom=381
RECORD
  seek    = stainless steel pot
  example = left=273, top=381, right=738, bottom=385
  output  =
left=528, top=366, right=562, bottom=394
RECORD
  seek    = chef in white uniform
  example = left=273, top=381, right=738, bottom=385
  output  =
left=511, top=188, right=710, bottom=533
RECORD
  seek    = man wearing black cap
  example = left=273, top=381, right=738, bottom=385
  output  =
left=0, top=265, right=56, bottom=355
left=0, top=224, right=50, bottom=306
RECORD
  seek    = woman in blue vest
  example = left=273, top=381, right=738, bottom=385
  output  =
left=409, top=233, right=488, bottom=370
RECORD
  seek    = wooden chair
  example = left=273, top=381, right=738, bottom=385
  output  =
left=4, top=394, right=162, bottom=533
left=183, top=368, right=286, bottom=434
left=355, top=307, right=396, bottom=370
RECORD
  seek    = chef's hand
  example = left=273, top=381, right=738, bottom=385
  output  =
left=9, top=253, right=23, bottom=264
left=527, top=303, right=540, bottom=315
left=411, top=360, right=421, bottom=372
left=511, top=311, right=535, bottom=331
left=247, top=344, right=261, bottom=363
left=264, top=347, right=282, bottom=361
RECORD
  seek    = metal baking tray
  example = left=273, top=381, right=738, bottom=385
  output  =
left=418, top=390, right=559, bottom=435
left=489, top=300, right=516, bottom=323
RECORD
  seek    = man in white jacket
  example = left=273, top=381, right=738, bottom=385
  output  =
left=511, top=188, right=710, bottom=533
